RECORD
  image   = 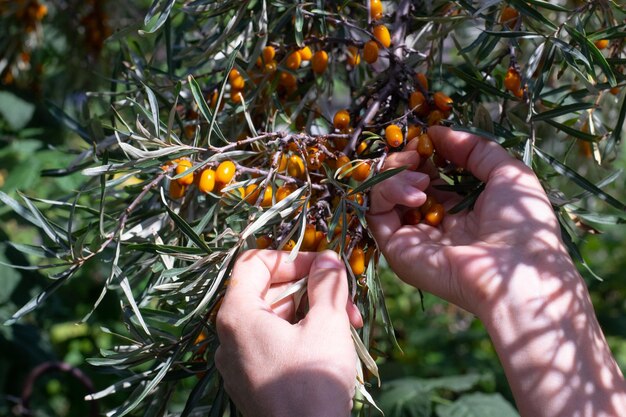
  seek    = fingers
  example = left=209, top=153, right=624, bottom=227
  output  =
left=305, top=251, right=349, bottom=319
left=369, top=170, right=429, bottom=215
left=428, top=126, right=527, bottom=182
left=229, top=250, right=317, bottom=297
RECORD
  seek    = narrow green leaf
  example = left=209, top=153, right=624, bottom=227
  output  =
left=532, top=102, right=595, bottom=121
left=160, top=189, right=212, bottom=254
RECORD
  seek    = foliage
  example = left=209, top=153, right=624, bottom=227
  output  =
left=1, top=0, right=626, bottom=416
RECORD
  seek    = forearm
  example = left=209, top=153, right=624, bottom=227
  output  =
left=481, top=259, right=626, bottom=417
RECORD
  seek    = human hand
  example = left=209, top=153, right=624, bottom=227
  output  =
left=215, top=250, right=362, bottom=417
left=367, top=126, right=570, bottom=318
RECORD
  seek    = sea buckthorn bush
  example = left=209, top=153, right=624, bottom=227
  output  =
left=2, top=0, right=626, bottom=415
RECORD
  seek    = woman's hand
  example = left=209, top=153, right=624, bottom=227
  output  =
left=215, top=250, right=361, bottom=417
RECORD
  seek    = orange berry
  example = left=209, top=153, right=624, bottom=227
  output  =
left=370, top=0, right=383, bottom=20
left=346, top=46, right=361, bottom=67
left=417, top=133, right=434, bottom=158
left=282, top=239, right=296, bottom=251
left=256, top=235, right=273, bottom=249
left=297, top=46, right=313, bottom=61
left=306, top=147, right=325, bottom=170
left=385, top=124, right=403, bottom=148
left=316, top=234, right=330, bottom=252
left=416, top=73, right=429, bottom=91
left=610, top=86, right=621, bottom=95
left=169, top=180, right=186, bottom=199
left=336, top=154, right=352, bottom=177
left=198, top=169, right=216, bottom=193
left=356, top=141, right=368, bottom=155
left=279, top=71, right=297, bottom=88
left=286, top=51, right=302, bottom=70
left=424, top=203, right=445, bottom=227
left=263, top=60, right=277, bottom=74
left=276, top=183, right=296, bottom=202
left=427, top=110, right=444, bottom=126
left=302, top=224, right=318, bottom=251
left=594, top=39, right=609, bottom=50
left=373, top=25, right=391, bottom=48
left=216, top=160, right=236, bottom=184
left=349, top=246, right=366, bottom=276
left=504, top=67, right=522, bottom=93
left=312, top=50, right=329, bottom=74
left=433, top=91, right=453, bottom=112
left=409, top=91, right=429, bottom=116
left=333, top=109, right=351, bottom=131
left=352, top=161, right=371, bottom=182
left=407, top=124, right=422, bottom=141
left=262, top=46, right=276, bottom=63
left=287, top=155, right=306, bottom=178
left=230, top=74, right=245, bottom=90
left=228, top=68, right=241, bottom=83
left=277, top=153, right=288, bottom=172
left=499, top=6, right=519, bottom=28
left=403, top=208, right=422, bottom=225
left=260, top=186, right=273, bottom=207
left=244, top=184, right=260, bottom=203
left=175, top=160, right=194, bottom=186
left=363, top=40, right=379, bottom=64
left=231, top=89, right=243, bottom=103
left=420, top=195, right=436, bottom=215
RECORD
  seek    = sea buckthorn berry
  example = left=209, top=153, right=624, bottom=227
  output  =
left=228, top=68, right=241, bottom=82
left=336, top=154, right=352, bottom=177
left=499, top=6, right=519, bottom=28
left=306, top=147, right=324, bottom=170
left=370, top=0, right=383, bottom=20
left=262, top=46, right=276, bottom=63
left=407, top=124, right=422, bottom=141
left=169, top=180, right=186, bottom=199
left=403, top=208, right=422, bottom=225
left=312, top=50, right=329, bottom=74
left=363, top=40, right=379, bottom=64
left=279, top=72, right=297, bottom=88
left=347, top=46, right=361, bottom=67
left=373, top=25, right=391, bottom=48
left=256, top=235, right=273, bottom=249
left=416, top=73, right=429, bottom=91
left=433, top=91, right=453, bottom=112
left=316, top=233, right=329, bottom=252
left=348, top=192, right=365, bottom=205
left=231, top=89, right=243, bottom=104
left=349, top=246, right=366, bottom=276
left=286, top=51, right=302, bottom=70
left=276, top=183, right=296, bottom=202
left=277, top=153, right=288, bottom=172
left=594, top=39, right=609, bottom=50
left=333, top=109, right=351, bottom=131
left=198, top=169, right=216, bottom=194
left=244, top=184, right=260, bottom=203
left=427, top=110, right=444, bottom=126
left=610, top=86, right=621, bottom=96
left=385, top=124, right=403, bottom=148
left=424, top=203, right=445, bottom=227
left=409, top=91, right=428, bottom=115
left=263, top=60, right=277, bottom=74
left=420, top=195, right=436, bottom=215
left=216, top=160, right=236, bottom=184
left=175, top=160, right=194, bottom=185
left=260, top=186, right=273, bottom=207
left=352, top=161, right=371, bottom=182
left=504, top=67, right=522, bottom=93
left=282, top=239, right=296, bottom=251
left=287, top=155, right=306, bottom=178
left=297, top=46, right=313, bottom=61
left=302, top=225, right=317, bottom=251
left=417, top=133, right=434, bottom=158
left=357, top=141, right=368, bottom=155
left=230, top=74, right=245, bottom=90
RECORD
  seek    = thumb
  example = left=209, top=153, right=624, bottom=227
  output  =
left=306, top=251, right=349, bottom=317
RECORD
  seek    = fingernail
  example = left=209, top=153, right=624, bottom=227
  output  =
left=315, top=251, right=343, bottom=269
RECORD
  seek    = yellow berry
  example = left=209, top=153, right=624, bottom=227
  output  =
left=198, top=169, right=216, bottom=193
left=373, top=25, right=391, bottom=48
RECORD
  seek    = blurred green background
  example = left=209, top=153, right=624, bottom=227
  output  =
left=1, top=1, right=625, bottom=416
